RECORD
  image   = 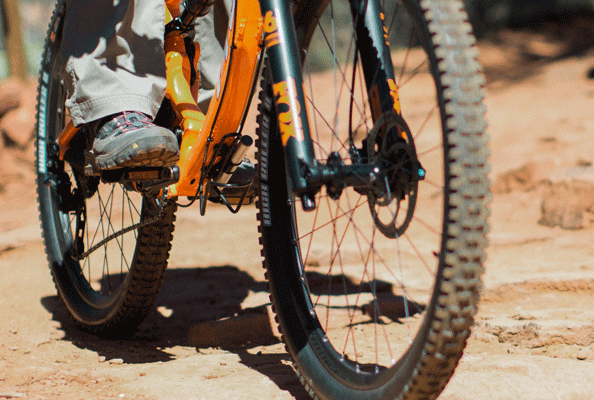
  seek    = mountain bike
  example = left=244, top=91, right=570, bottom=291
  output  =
left=36, top=0, right=490, bottom=398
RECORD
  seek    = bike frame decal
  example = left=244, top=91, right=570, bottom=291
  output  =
left=369, top=78, right=401, bottom=118
left=388, top=79, right=401, bottom=114
left=37, top=73, right=48, bottom=174
left=273, top=78, right=304, bottom=145
left=380, top=12, right=389, bottom=46
left=263, top=11, right=280, bottom=48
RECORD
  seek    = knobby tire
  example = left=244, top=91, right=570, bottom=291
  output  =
left=35, top=0, right=177, bottom=335
left=256, top=0, right=490, bottom=398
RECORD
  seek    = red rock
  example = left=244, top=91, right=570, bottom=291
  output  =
left=0, top=103, right=36, bottom=148
left=0, top=78, right=24, bottom=117
left=539, top=180, right=594, bottom=230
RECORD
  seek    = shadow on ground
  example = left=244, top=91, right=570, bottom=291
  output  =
left=41, top=265, right=420, bottom=399
left=41, top=265, right=307, bottom=398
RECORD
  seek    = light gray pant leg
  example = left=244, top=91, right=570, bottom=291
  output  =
left=62, top=0, right=166, bottom=126
left=194, top=0, right=232, bottom=111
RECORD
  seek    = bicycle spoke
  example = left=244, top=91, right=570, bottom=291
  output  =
left=258, top=0, right=488, bottom=397
left=301, top=4, right=442, bottom=367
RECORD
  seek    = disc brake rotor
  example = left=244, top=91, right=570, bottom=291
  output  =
left=366, top=111, right=422, bottom=238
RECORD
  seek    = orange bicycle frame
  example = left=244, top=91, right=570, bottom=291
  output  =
left=163, top=0, right=263, bottom=198
left=57, top=0, right=263, bottom=199
left=56, top=0, right=399, bottom=210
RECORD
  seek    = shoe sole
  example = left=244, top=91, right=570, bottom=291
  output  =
left=93, top=129, right=180, bottom=171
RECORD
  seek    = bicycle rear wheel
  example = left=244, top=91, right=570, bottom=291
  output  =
left=256, top=0, right=489, bottom=398
left=36, top=0, right=176, bottom=335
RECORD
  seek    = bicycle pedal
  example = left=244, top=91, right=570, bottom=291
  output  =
left=100, top=165, right=180, bottom=185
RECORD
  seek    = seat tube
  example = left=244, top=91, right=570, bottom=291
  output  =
left=258, top=0, right=318, bottom=201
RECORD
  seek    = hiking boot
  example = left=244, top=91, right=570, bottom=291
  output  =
left=87, top=111, right=179, bottom=171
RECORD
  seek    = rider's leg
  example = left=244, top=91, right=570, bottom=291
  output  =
left=193, top=0, right=232, bottom=111
left=61, top=0, right=178, bottom=170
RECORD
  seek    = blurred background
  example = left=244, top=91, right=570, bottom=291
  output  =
left=2, top=0, right=594, bottom=79
left=1, top=0, right=53, bottom=79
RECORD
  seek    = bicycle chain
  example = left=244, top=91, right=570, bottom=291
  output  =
left=73, top=204, right=165, bottom=261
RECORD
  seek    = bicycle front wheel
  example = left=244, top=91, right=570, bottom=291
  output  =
left=36, top=0, right=176, bottom=335
left=256, top=0, right=490, bottom=398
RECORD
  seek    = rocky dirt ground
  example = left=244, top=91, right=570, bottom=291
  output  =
left=1, top=30, right=594, bottom=399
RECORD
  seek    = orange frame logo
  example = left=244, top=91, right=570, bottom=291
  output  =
left=273, top=78, right=305, bottom=145
left=263, top=11, right=280, bottom=48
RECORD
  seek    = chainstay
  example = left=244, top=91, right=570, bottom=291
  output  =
left=73, top=206, right=164, bottom=261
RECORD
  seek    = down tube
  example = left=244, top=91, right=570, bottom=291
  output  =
left=258, top=0, right=318, bottom=203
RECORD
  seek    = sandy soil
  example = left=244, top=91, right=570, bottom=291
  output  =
left=1, top=35, right=594, bottom=399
